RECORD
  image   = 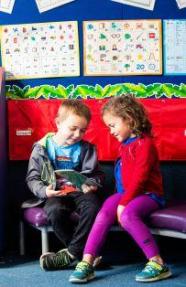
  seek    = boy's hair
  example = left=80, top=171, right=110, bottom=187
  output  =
left=56, top=99, right=91, bottom=123
left=102, top=94, right=152, bottom=136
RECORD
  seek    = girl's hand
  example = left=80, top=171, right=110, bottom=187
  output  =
left=117, top=205, right=125, bottom=224
left=81, top=184, right=98, bottom=193
left=46, top=184, right=64, bottom=198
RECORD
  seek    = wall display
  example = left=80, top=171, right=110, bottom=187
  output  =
left=111, top=0, right=156, bottom=10
left=0, top=21, right=80, bottom=80
left=175, top=0, right=186, bottom=9
left=83, top=20, right=162, bottom=76
left=164, top=20, right=186, bottom=75
left=35, top=0, right=75, bottom=13
left=0, top=0, right=15, bottom=13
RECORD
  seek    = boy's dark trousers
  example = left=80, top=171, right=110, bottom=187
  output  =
left=43, top=191, right=102, bottom=259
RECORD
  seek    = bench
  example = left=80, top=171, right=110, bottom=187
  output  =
left=20, top=201, right=186, bottom=256
left=19, top=162, right=186, bottom=255
left=20, top=163, right=186, bottom=256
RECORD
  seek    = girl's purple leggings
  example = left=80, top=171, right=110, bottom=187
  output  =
left=84, top=193, right=160, bottom=259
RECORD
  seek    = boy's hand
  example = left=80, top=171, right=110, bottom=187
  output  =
left=46, top=184, right=65, bottom=198
left=81, top=184, right=98, bottom=193
left=117, top=205, right=125, bottom=225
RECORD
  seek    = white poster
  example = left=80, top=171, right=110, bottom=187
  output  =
left=111, top=0, right=156, bottom=11
left=175, top=0, right=186, bottom=9
left=164, top=20, right=186, bottom=75
left=0, top=21, right=80, bottom=80
left=35, top=0, right=75, bottom=13
left=0, top=0, right=15, bottom=13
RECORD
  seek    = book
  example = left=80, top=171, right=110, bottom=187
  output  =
left=55, top=169, right=101, bottom=193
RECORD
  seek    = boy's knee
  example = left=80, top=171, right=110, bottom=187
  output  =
left=45, top=205, right=69, bottom=221
left=86, top=204, right=100, bottom=218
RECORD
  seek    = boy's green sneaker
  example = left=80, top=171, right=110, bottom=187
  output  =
left=69, top=261, right=95, bottom=283
left=135, top=261, right=172, bottom=282
left=40, top=248, right=75, bottom=270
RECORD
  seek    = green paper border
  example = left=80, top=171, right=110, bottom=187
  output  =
left=6, top=83, right=186, bottom=99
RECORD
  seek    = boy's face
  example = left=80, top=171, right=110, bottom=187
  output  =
left=56, top=113, right=88, bottom=146
left=103, top=113, right=132, bottom=142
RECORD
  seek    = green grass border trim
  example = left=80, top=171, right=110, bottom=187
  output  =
left=5, top=83, right=186, bottom=99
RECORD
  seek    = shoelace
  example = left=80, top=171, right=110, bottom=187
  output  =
left=46, top=250, right=70, bottom=267
left=76, top=262, right=91, bottom=272
left=143, top=262, right=161, bottom=275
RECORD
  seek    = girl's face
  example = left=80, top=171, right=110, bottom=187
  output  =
left=56, top=113, right=88, bottom=146
left=103, top=113, right=134, bottom=142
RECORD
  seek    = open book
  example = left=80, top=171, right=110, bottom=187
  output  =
left=55, top=169, right=101, bottom=193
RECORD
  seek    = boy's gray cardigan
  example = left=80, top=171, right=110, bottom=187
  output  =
left=26, top=133, right=104, bottom=207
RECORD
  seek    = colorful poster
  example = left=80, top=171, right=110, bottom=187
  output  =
left=0, top=0, right=15, bottom=13
left=164, top=20, right=186, bottom=75
left=35, top=0, right=75, bottom=13
left=111, top=0, right=156, bottom=11
left=83, top=20, right=162, bottom=76
left=175, top=0, right=186, bottom=9
left=0, top=21, right=80, bottom=80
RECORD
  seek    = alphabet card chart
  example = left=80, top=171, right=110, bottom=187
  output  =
left=83, top=20, right=162, bottom=76
left=0, top=21, right=80, bottom=80
left=164, top=20, right=186, bottom=75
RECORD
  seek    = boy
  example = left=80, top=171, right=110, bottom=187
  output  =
left=26, top=99, right=104, bottom=270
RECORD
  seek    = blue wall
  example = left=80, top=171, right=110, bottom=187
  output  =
left=0, top=0, right=186, bottom=87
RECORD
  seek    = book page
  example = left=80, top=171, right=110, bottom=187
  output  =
left=55, top=169, right=101, bottom=189
left=55, top=169, right=87, bottom=191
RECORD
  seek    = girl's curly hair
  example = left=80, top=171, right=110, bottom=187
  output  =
left=102, top=94, right=152, bottom=136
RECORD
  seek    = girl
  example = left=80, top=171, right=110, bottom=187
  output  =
left=69, top=94, right=172, bottom=283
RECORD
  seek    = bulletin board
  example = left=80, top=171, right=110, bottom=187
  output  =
left=83, top=19, right=162, bottom=76
left=164, top=19, right=186, bottom=75
left=0, top=21, right=80, bottom=80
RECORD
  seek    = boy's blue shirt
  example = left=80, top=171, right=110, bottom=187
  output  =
left=46, top=136, right=81, bottom=170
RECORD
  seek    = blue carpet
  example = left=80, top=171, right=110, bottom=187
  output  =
left=0, top=258, right=186, bottom=287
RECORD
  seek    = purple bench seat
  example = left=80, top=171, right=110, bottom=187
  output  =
left=149, top=202, right=186, bottom=234
left=20, top=201, right=186, bottom=255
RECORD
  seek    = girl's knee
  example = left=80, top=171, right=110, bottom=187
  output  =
left=120, top=210, right=137, bottom=230
left=95, top=209, right=115, bottom=226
